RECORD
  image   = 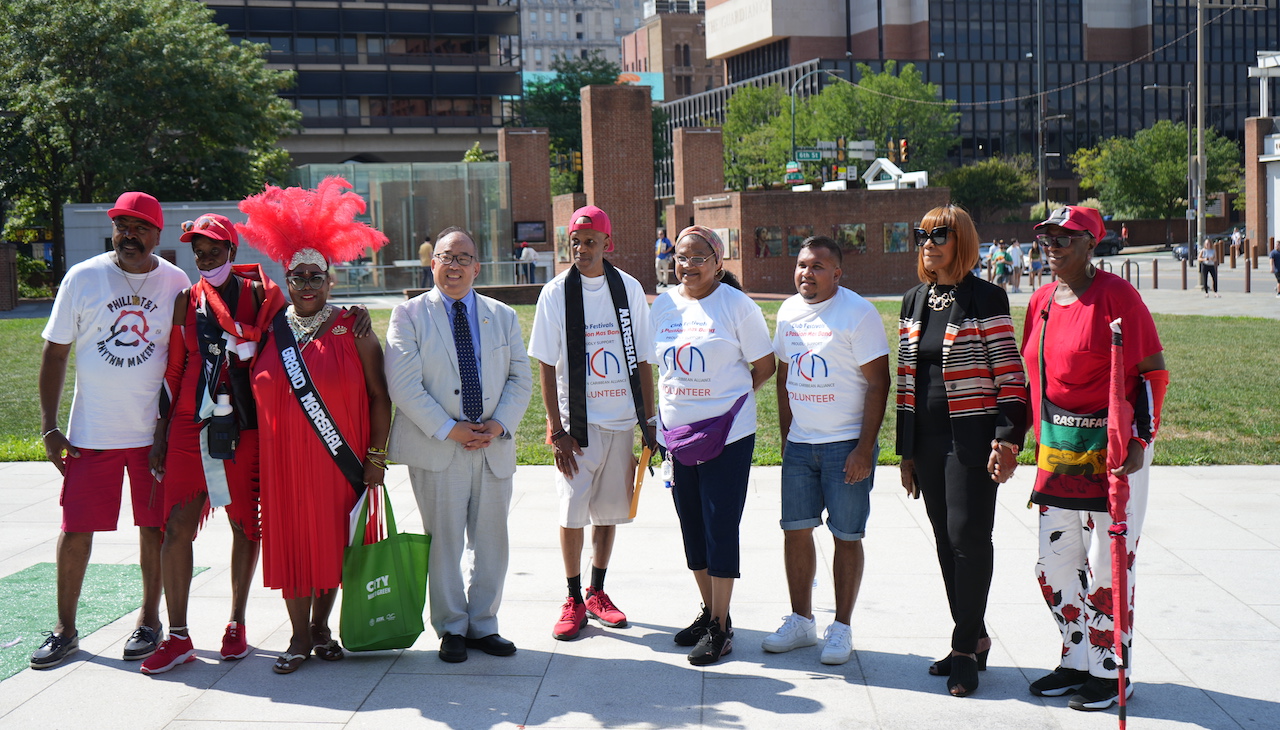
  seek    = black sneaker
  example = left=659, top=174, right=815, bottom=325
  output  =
left=1029, top=666, right=1091, bottom=697
left=673, top=606, right=732, bottom=647
left=123, top=625, right=161, bottom=661
left=30, top=631, right=79, bottom=670
left=1068, top=675, right=1133, bottom=711
left=687, top=618, right=732, bottom=666
left=674, top=604, right=711, bottom=646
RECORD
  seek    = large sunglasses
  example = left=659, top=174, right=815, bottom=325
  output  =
left=1035, top=233, right=1092, bottom=249
left=914, top=226, right=952, bottom=247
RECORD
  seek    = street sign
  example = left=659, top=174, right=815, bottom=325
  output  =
left=795, top=149, right=822, bottom=162
left=785, top=172, right=805, bottom=183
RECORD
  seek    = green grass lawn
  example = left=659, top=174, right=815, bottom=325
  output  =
left=3, top=303, right=1276, bottom=465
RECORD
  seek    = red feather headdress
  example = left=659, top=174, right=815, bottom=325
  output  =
left=235, top=177, right=388, bottom=269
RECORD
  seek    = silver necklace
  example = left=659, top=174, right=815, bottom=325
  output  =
left=286, top=304, right=332, bottom=348
left=927, top=284, right=956, bottom=311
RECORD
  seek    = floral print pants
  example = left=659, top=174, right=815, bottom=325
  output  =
left=1035, top=445, right=1151, bottom=680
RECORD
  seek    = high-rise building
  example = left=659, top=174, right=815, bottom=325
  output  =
left=202, top=0, right=522, bottom=165
left=621, top=3, right=721, bottom=101
left=519, top=0, right=644, bottom=72
left=658, top=0, right=1280, bottom=201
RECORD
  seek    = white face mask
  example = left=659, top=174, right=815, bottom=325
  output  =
left=199, top=259, right=233, bottom=287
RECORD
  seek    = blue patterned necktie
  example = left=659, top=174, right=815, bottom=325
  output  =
left=452, top=299, right=483, bottom=422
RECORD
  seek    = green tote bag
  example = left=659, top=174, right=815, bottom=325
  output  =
left=339, top=485, right=431, bottom=651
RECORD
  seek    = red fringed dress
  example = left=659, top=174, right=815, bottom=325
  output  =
left=252, top=309, right=369, bottom=599
left=160, top=268, right=282, bottom=538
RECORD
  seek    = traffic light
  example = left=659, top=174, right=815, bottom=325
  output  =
left=572, top=151, right=583, bottom=172
left=899, top=138, right=909, bottom=164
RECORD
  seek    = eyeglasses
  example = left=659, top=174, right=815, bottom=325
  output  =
left=674, top=255, right=715, bottom=266
left=286, top=273, right=328, bottom=290
left=914, top=226, right=952, bottom=247
left=434, top=253, right=476, bottom=267
left=1035, top=234, right=1092, bottom=249
left=113, top=220, right=156, bottom=237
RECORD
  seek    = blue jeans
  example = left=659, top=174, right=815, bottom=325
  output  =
left=670, top=435, right=755, bottom=579
left=780, top=439, right=876, bottom=541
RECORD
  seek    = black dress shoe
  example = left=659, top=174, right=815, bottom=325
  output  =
left=465, top=633, right=517, bottom=656
left=439, top=633, right=467, bottom=663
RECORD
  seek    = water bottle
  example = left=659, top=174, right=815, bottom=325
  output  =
left=661, top=455, right=674, bottom=490
left=207, top=393, right=238, bottom=460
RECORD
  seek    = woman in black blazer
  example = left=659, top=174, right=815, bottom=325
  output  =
left=896, top=204, right=1029, bottom=697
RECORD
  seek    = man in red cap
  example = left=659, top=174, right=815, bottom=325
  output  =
left=528, top=205, right=656, bottom=641
left=32, top=192, right=190, bottom=670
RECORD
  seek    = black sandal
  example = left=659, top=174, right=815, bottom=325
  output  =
left=948, top=655, right=980, bottom=697
left=929, top=646, right=989, bottom=676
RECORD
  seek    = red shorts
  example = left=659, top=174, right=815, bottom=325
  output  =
left=60, top=447, right=164, bottom=532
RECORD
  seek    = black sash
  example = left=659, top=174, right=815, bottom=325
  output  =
left=565, top=261, right=655, bottom=451
left=194, top=282, right=236, bottom=422
left=272, top=308, right=365, bottom=494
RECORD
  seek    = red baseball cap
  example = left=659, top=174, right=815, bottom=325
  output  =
left=1035, top=205, right=1105, bottom=241
left=179, top=213, right=238, bottom=246
left=108, top=191, right=164, bottom=231
left=568, top=205, right=611, bottom=238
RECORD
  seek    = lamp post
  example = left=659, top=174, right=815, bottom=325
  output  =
left=790, top=67, right=845, bottom=165
left=1197, top=2, right=1266, bottom=256
left=1039, top=113, right=1069, bottom=207
left=1144, top=83, right=1194, bottom=246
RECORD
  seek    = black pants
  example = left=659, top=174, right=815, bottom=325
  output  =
left=1200, top=263, right=1218, bottom=293
left=913, top=427, right=998, bottom=655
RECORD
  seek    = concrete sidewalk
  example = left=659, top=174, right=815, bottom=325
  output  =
left=0, top=462, right=1275, bottom=729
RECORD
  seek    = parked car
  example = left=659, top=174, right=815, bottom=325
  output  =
left=1207, top=223, right=1247, bottom=248
left=1094, top=230, right=1124, bottom=256
left=978, top=242, right=995, bottom=269
left=1172, top=244, right=1190, bottom=261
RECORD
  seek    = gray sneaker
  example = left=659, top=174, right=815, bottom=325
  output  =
left=123, top=625, right=161, bottom=661
left=30, top=631, right=79, bottom=670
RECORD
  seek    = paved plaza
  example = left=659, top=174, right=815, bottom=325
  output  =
left=0, top=461, right=1276, bottom=729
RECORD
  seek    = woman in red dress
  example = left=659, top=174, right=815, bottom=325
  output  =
left=239, top=178, right=393, bottom=674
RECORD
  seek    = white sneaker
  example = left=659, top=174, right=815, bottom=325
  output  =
left=761, top=613, right=817, bottom=653
left=820, top=621, right=853, bottom=665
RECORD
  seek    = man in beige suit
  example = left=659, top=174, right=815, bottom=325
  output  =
left=385, top=227, right=532, bottom=663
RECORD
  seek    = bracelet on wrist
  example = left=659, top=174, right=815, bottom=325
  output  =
left=550, top=429, right=568, bottom=443
left=366, top=446, right=387, bottom=455
left=41, top=427, right=60, bottom=439
left=991, top=439, right=1020, bottom=456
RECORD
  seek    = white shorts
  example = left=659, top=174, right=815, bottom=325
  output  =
left=557, top=425, right=637, bottom=528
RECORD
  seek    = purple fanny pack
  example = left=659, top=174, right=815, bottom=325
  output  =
left=661, top=393, right=749, bottom=466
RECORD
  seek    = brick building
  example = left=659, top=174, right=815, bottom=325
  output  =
left=620, top=7, right=721, bottom=101
left=691, top=188, right=949, bottom=296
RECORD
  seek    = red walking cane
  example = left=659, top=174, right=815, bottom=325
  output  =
left=1106, top=318, right=1133, bottom=728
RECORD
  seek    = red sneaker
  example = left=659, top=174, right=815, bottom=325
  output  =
left=220, top=622, right=250, bottom=660
left=584, top=587, right=628, bottom=628
left=140, top=635, right=196, bottom=675
left=553, top=596, right=587, bottom=641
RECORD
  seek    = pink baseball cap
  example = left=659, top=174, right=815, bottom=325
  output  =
left=108, top=191, right=164, bottom=230
left=568, top=205, right=611, bottom=238
left=179, top=213, right=238, bottom=246
left=1035, top=205, right=1105, bottom=241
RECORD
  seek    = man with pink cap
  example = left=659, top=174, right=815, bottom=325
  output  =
left=529, top=205, right=656, bottom=641
left=33, top=192, right=190, bottom=670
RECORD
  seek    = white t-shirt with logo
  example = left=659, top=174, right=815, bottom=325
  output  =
left=42, top=253, right=190, bottom=449
left=651, top=284, right=774, bottom=447
left=774, top=287, right=890, bottom=444
left=528, top=267, right=653, bottom=431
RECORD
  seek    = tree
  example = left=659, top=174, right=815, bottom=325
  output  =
left=804, top=61, right=960, bottom=174
left=1072, top=120, right=1241, bottom=242
left=0, top=0, right=300, bottom=276
left=722, top=84, right=789, bottom=190
left=462, top=141, right=498, bottom=162
left=937, top=156, right=1036, bottom=224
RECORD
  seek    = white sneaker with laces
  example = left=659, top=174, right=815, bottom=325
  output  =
left=820, top=621, right=853, bottom=665
left=761, top=613, right=817, bottom=653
